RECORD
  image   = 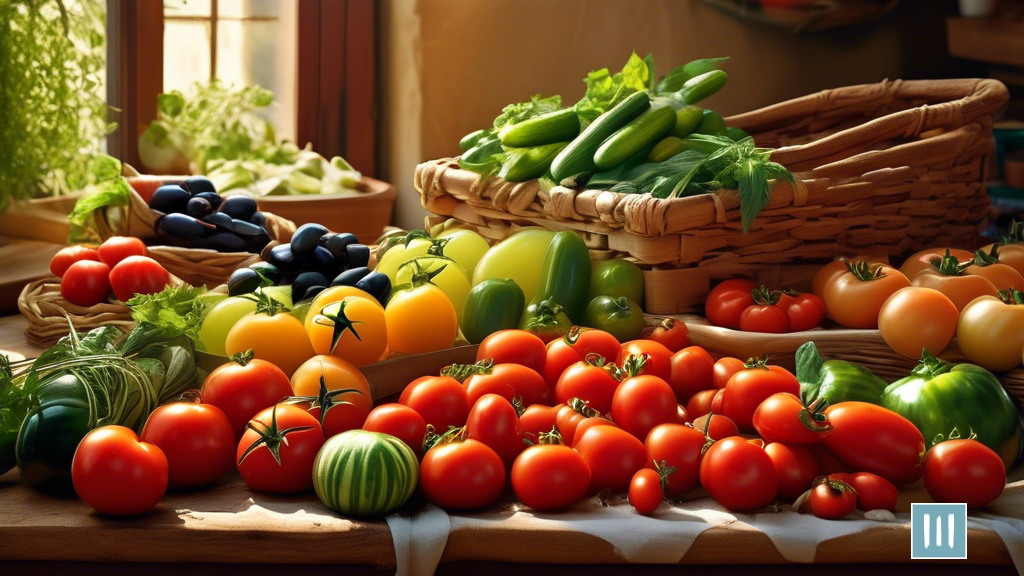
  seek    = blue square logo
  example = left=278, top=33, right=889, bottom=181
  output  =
left=911, top=503, right=968, bottom=560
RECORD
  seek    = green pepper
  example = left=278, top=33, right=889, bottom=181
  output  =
left=583, top=296, right=645, bottom=342
left=521, top=231, right=591, bottom=326
left=461, top=279, right=525, bottom=344
left=586, top=259, right=645, bottom=308
left=881, top=351, right=1022, bottom=469
left=797, top=342, right=889, bottom=406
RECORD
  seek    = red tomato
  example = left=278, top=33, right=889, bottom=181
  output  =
left=675, top=404, right=690, bottom=424
left=201, top=353, right=295, bottom=441
left=619, top=340, right=673, bottom=381
left=611, top=375, right=678, bottom=441
left=713, top=357, right=745, bottom=389
left=49, top=245, right=100, bottom=278
left=542, top=328, right=623, bottom=387
left=752, top=393, right=831, bottom=445
left=420, top=440, right=505, bottom=510
left=476, top=329, right=546, bottom=374
left=778, top=292, right=826, bottom=332
left=823, top=402, right=925, bottom=485
left=645, top=424, right=705, bottom=498
left=571, top=417, right=616, bottom=447
left=140, top=398, right=235, bottom=490
left=108, top=255, right=171, bottom=302
left=556, top=402, right=592, bottom=446
left=691, top=413, right=739, bottom=441
left=812, top=444, right=850, bottom=476
left=71, top=425, right=168, bottom=516
left=464, top=363, right=550, bottom=408
left=710, top=388, right=725, bottom=413
left=362, top=404, right=427, bottom=457
left=764, top=442, right=820, bottom=501
left=721, top=362, right=799, bottom=431
left=700, top=437, right=779, bottom=511
left=554, top=360, right=621, bottom=415
left=236, top=404, right=325, bottom=494
left=399, top=376, right=469, bottom=432
left=466, top=394, right=526, bottom=465
left=705, top=279, right=756, bottom=329
left=739, top=304, right=789, bottom=333
left=575, top=425, right=647, bottom=494
left=686, top=389, right=719, bottom=420
left=629, top=468, right=664, bottom=515
left=97, top=236, right=148, bottom=268
left=519, top=404, right=561, bottom=443
left=668, top=346, right=715, bottom=403
left=60, top=260, right=111, bottom=307
left=847, top=472, right=897, bottom=512
left=511, top=444, right=591, bottom=511
left=923, top=439, right=1005, bottom=509
left=810, top=480, right=857, bottom=520
left=648, top=318, right=690, bottom=352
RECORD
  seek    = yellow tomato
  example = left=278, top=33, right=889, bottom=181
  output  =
left=878, top=287, right=958, bottom=359
left=291, top=355, right=373, bottom=430
left=385, top=284, right=457, bottom=354
left=472, top=228, right=555, bottom=303
left=307, top=297, right=387, bottom=367
left=437, top=228, right=490, bottom=278
left=225, top=310, right=315, bottom=378
left=394, top=256, right=471, bottom=322
left=899, top=247, right=974, bottom=280
left=957, top=295, right=1024, bottom=372
left=811, top=255, right=889, bottom=298
left=822, top=264, right=911, bottom=329
left=304, top=285, right=382, bottom=334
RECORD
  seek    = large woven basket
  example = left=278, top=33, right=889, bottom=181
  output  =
left=416, top=78, right=1009, bottom=313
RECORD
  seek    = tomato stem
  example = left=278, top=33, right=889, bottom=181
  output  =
left=998, top=289, right=1024, bottom=305
left=750, top=285, right=782, bottom=306
left=929, top=249, right=972, bottom=277
left=563, top=325, right=582, bottom=346
left=230, top=349, right=255, bottom=366
left=281, top=370, right=364, bottom=429
left=973, top=245, right=1002, bottom=267
left=568, top=397, right=601, bottom=418
left=440, top=359, right=493, bottom=383
left=845, top=260, right=888, bottom=282
left=743, top=357, right=770, bottom=370
left=316, top=299, right=365, bottom=353
left=620, top=354, right=650, bottom=378
left=999, top=219, right=1024, bottom=245
left=537, top=427, right=564, bottom=445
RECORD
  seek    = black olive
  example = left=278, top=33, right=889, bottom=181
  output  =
left=249, top=211, right=266, bottom=227
left=305, top=245, right=341, bottom=278
left=228, top=218, right=267, bottom=237
left=227, top=268, right=265, bottom=296
left=346, top=243, right=371, bottom=269
left=246, top=234, right=272, bottom=253
left=249, top=262, right=283, bottom=285
left=220, top=194, right=259, bottom=220
left=186, top=197, right=213, bottom=219
left=159, top=213, right=207, bottom=237
left=149, top=185, right=191, bottom=214
left=195, top=192, right=223, bottom=210
left=355, top=272, right=392, bottom=306
left=184, top=176, right=216, bottom=195
left=206, top=232, right=248, bottom=253
left=301, top=285, right=327, bottom=302
left=322, top=232, right=357, bottom=261
left=330, top=267, right=370, bottom=287
left=292, top=272, right=329, bottom=304
left=266, top=243, right=302, bottom=271
left=290, top=223, right=330, bottom=256
left=203, top=212, right=233, bottom=228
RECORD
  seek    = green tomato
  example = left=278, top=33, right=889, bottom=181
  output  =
left=394, top=256, right=471, bottom=323
left=376, top=236, right=434, bottom=282
left=472, top=228, right=555, bottom=303
left=587, top=259, right=645, bottom=307
left=437, top=229, right=489, bottom=278
left=583, top=296, right=645, bottom=343
left=257, top=285, right=293, bottom=309
left=198, top=296, right=257, bottom=356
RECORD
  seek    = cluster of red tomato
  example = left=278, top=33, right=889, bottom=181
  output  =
left=705, top=280, right=825, bottom=333
left=50, top=237, right=172, bottom=306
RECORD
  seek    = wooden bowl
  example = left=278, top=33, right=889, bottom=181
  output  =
left=256, top=177, right=396, bottom=243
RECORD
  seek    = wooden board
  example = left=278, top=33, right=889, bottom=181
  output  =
left=946, top=17, right=1024, bottom=69
left=0, top=238, right=63, bottom=316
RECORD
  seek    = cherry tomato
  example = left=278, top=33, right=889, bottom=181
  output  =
left=97, top=236, right=148, bottom=268
left=108, top=255, right=171, bottom=302
left=49, top=245, right=100, bottom=278
left=236, top=404, right=325, bottom=494
left=575, top=425, right=647, bottom=494
left=476, top=329, right=547, bottom=374
left=721, top=361, right=799, bottom=431
left=752, top=393, right=831, bottom=445
left=511, top=444, right=591, bottom=511
left=60, top=260, right=111, bottom=307
left=140, top=398, right=235, bottom=489
left=611, top=375, right=678, bottom=441
left=878, top=287, right=959, bottom=358
left=465, top=394, right=526, bottom=465
left=362, top=404, right=427, bottom=456
left=764, top=442, right=820, bottom=501
left=777, top=292, right=825, bottom=332
left=923, top=439, right=1005, bottom=509
left=668, top=346, right=715, bottom=403
left=555, top=360, right=621, bottom=415
left=823, top=402, right=925, bottom=485
left=847, top=472, right=897, bottom=512
left=420, top=439, right=505, bottom=510
left=542, top=328, right=621, bottom=387
left=629, top=468, right=664, bottom=515
left=619, top=340, right=673, bottom=381
left=399, top=375, right=469, bottom=432
left=823, top=263, right=911, bottom=329
left=201, top=351, right=295, bottom=441
left=290, top=355, right=372, bottom=438
left=71, top=425, right=168, bottom=516
left=740, top=304, right=789, bottom=333
left=464, top=363, right=550, bottom=408
left=644, top=423, right=705, bottom=498
left=713, top=357, right=745, bottom=389
left=686, top=389, right=719, bottom=420
left=705, top=279, right=756, bottom=329
left=648, top=318, right=690, bottom=352
left=691, top=413, right=739, bottom=441
left=810, top=480, right=857, bottom=519
left=306, top=297, right=388, bottom=367
left=700, top=437, right=779, bottom=511
left=519, top=404, right=560, bottom=443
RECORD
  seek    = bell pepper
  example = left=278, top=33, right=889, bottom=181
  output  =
left=461, top=279, right=525, bottom=344
left=881, top=351, right=1022, bottom=469
left=796, top=342, right=889, bottom=405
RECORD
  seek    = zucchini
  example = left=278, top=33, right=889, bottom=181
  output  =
left=459, top=129, right=491, bottom=152
left=695, top=109, right=728, bottom=136
left=499, top=141, right=569, bottom=182
left=520, top=231, right=591, bottom=325
left=647, top=136, right=687, bottom=163
left=680, top=70, right=728, bottom=105
left=499, top=109, right=580, bottom=148
left=671, top=106, right=704, bottom=138
left=550, top=91, right=650, bottom=183
left=594, top=103, right=677, bottom=170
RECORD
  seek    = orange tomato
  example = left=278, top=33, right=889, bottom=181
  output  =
left=304, top=286, right=383, bottom=334
left=878, top=287, right=958, bottom=359
left=225, top=310, right=315, bottom=377
left=982, top=243, right=1024, bottom=276
left=291, top=355, right=372, bottom=433
left=822, top=263, right=911, bottom=329
left=811, top=255, right=889, bottom=298
left=967, top=261, right=1024, bottom=291
left=899, top=247, right=974, bottom=280
left=912, top=258, right=999, bottom=312
left=385, top=284, right=458, bottom=354
left=307, top=297, right=387, bottom=367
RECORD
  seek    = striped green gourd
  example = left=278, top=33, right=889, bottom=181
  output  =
left=313, top=430, right=419, bottom=517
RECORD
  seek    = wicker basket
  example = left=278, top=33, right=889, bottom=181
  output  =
left=416, top=78, right=1009, bottom=313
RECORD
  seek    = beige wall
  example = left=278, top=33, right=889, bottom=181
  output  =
left=381, top=0, right=909, bottom=230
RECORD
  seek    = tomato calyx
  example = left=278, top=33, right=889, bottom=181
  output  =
left=238, top=404, right=317, bottom=466
left=694, top=410, right=718, bottom=455
left=246, top=290, right=290, bottom=316
left=910, top=350, right=953, bottom=380
left=929, top=249, right=972, bottom=277
left=230, top=349, right=256, bottom=366
left=998, top=289, right=1024, bottom=305
left=177, top=389, right=204, bottom=404
left=652, top=459, right=678, bottom=495
left=315, top=299, right=365, bottom=352
left=797, top=397, right=834, bottom=434
left=282, top=371, right=364, bottom=429
left=422, top=424, right=468, bottom=451
left=584, top=353, right=624, bottom=381
left=523, top=300, right=566, bottom=332
left=568, top=397, right=601, bottom=419
left=999, top=219, right=1024, bottom=245
left=656, top=317, right=676, bottom=331
left=929, top=426, right=977, bottom=448
left=812, top=476, right=857, bottom=497
left=743, top=356, right=771, bottom=371
left=845, top=260, right=888, bottom=282
left=972, top=245, right=1002, bottom=267
left=750, top=285, right=782, bottom=306
left=440, top=358, right=494, bottom=383
left=620, top=354, right=651, bottom=378
left=536, top=427, right=565, bottom=445
left=563, top=325, right=583, bottom=346
left=395, top=257, right=450, bottom=290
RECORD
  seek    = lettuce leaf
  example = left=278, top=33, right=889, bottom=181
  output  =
left=66, top=155, right=134, bottom=244
left=125, top=285, right=209, bottom=346
left=574, top=52, right=654, bottom=126
left=492, top=94, right=562, bottom=132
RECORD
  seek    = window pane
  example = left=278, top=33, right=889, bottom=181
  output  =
left=163, top=20, right=211, bottom=94
left=164, top=0, right=211, bottom=18
left=219, top=0, right=282, bottom=19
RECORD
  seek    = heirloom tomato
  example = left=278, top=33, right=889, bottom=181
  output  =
left=812, top=255, right=888, bottom=297
left=822, top=262, right=911, bottom=328
left=472, top=228, right=555, bottom=304
left=899, top=247, right=973, bottom=280
left=304, top=286, right=382, bottom=334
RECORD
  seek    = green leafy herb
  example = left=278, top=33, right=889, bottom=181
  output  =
left=574, top=52, right=654, bottom=126
left=492, top=94, right=563, bottom=132
left=126, top=285, right=209, bottom=343
left=66, top=155, right=134, bottom=244
left=0, top=355, right=33, bottom=474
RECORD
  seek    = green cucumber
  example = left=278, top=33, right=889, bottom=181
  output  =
left=499, top=142, right=569, bottom=182
left=695, top=109, right=728, bottom=136
left=520, top=231, right=591, bottom=325
left=461, top=279, right=526, bottom=344
left=680, top=70, right=728, bottom=105
left=550, top=91, right=650, bottom=183
left=459, top=129, right=491, bottom=152
left=671, top=106, right=704, bottom=138
left=593, top=103, right=677, bottom=170
left=647, top=136, right=687, bottom=163
left=499, top=109, right=580, bottom=148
